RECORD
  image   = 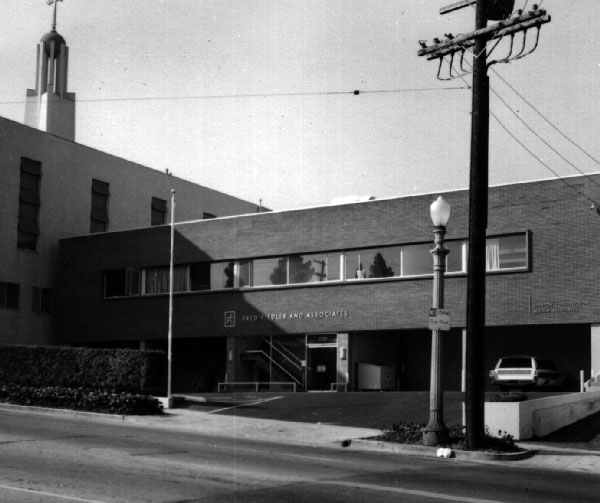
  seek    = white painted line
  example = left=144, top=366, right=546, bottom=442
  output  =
left=208, top=396, right=283, bottom=414
left=321, top=480, right=513, bottom=503
left=0, top=484, right=109, bottom=503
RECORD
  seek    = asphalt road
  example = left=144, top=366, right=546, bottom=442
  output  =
left=0, top=409, right=598, bottom=503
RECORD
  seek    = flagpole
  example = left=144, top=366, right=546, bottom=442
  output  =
left=167, top=189, right=175, bottom=408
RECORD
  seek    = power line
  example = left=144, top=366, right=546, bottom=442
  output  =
left=489, top=82, right=600, bottom=190
left=459, top=54, right=600, bottom=193
left=489, top=66, right=600, bottom=167
left=490, top=110, right=600, bottom=206
left=453, top=55, right=600, bottom=204
left=0, top=85, right=469, bottom=106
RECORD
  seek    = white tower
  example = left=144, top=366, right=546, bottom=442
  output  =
left=25, top=1, right=75, bottom=141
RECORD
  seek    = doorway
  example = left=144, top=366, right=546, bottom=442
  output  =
left=307, top=346, right=337, bottom=391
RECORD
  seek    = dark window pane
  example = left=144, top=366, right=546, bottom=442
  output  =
left=190, top=263, right=211, bottom=291
left=104, top=270, right=126, bottom=298
left=446, top=240, right=465, bottom=273
left=6, top=283, right=19, bottom=309
left=151, top=197, right=167, bottom=226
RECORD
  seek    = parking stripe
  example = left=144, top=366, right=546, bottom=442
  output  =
left=320, top=480, right=513, bottom=503
left=0, top=484, right=109, bottom=503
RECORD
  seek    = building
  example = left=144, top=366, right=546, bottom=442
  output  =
left=57, top=174, right=600, bottom=392
left=0, top=16, right=259, bottom=345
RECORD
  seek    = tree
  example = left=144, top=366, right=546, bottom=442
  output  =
left=270, top=256, right=315, bottom=285
left=369, top=252, right=394, bottom=278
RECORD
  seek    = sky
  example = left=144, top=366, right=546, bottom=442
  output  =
left=1, top=0, right=599, bottom=210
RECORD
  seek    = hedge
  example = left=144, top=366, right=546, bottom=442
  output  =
left=0, top=345, right=165, bottom=394
left=0, top=383, right=163, bottom=415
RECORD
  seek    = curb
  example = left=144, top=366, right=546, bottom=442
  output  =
left=342, top=438, right=537, bottom=461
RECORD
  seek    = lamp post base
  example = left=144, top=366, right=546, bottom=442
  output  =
left=422, top=424, right=449, bottom=446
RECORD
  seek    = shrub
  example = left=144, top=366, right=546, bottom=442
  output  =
left=375, top=422, right=521, bottom=453
left=0, top=382, right=163, bottom=415
left=0, top=345, right=165, bottom=394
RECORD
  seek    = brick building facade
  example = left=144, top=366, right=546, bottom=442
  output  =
left=57, top=174, right=600, bottom=392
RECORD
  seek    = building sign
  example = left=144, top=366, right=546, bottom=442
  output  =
left=428, top=308, right=450, bottom=331
left=224, top=311, right=236, bottom=328
left=307, top=333, right=337, bottom=345
left=531, top=300, right=589, bottom=315
left=230, top=309, right=349, bottom=325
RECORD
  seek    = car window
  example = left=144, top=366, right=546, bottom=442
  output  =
left=498, top=357, right=532, bottom=368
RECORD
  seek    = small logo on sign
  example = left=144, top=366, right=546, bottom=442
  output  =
left=224, top=311, right=236, bottom=328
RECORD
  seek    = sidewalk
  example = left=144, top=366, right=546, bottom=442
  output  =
left=2, top=403, right=599, bottom=476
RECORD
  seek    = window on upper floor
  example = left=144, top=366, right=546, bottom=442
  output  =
left=145, top=266, right=189, bottom=294
left=485, top=233, right=528, bottom=271
left=151, top=197, right=167, bottom=226
left=90, top=179, right=109, bottom=233
left=210, top=261, right=235, bottom=289
left=32, top=287, right=52, bottom=313
left=102, top=232, right=529, bottom=298
left=0, top=282, right=20, bottom=309
left=104, top=268, right=141, bottom=298
left=17, top=158, right=41, bottom=251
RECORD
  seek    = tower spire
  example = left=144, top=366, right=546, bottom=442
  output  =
left=25, top=0, right=75, bottom=141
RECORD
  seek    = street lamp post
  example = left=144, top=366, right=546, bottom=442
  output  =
left=422, top=196, right=450, bottom=446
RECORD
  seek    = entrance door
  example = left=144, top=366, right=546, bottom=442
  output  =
left=308, top=346, right=337, bottom=391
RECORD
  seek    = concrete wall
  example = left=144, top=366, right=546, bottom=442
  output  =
left=0, top=116, right=258, bottom=344
left=485, top=392, right=600, bottom=440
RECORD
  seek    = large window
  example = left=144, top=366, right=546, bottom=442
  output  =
left=211, top=261, right=234, bottom=289
left=346, top=247, right=401, bottom=280
left=145, top=266, right=188, bottom=294
left=91, top=179, right=109, bottom=233
left=104, top=268, right=141, bottom=298
left=102, top=232, right=528, bottom=298
left=151, top=197, right=167, bottom=226
left=0, top=282, right=19, bottom=309
left=190, top=263, right=210, bottom=291
left=486, top=234, right=528, bottom=271
left=17, top=158, right=41, bottom=251
left=253, top=257, right=285, bottom=287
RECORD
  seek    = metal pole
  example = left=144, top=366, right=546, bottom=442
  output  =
left=465, top=0, right=489, bottom=450
left=167, top=189, right=175, bottom=408
left=423, top=225, right=449, bottom=446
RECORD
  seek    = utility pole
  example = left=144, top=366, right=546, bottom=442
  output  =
left=465, top=0, right=489, bottom=451
left=417, top=1, right=550, bottom=449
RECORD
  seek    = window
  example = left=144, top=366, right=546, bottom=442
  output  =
left=0, top=282, right=19, bottom=309
left=253, top=257, right=287, bottom=286
left=211, top=261, right=234, bottom=289
left=190, top=263, right=210, bottom=291
left=401, top=244, right=431, bottom=277
left=238, top=259, right=251, bottom=287
left=17, top=158, right=41, bottom=250
left=32, top=287, right=52, bottom=313
left=91, top=179, right=109, bottom=233
left=486, top=234, right=528, bottom=271
left=446, top=240, right=466, bottom=273
left=151, top=197, right=167, bottom=226
left=346, top=248, right=398, bottom=280
left=145, top=266, right=188, bottom=294
left=104, top=268, right=141, bottom=298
